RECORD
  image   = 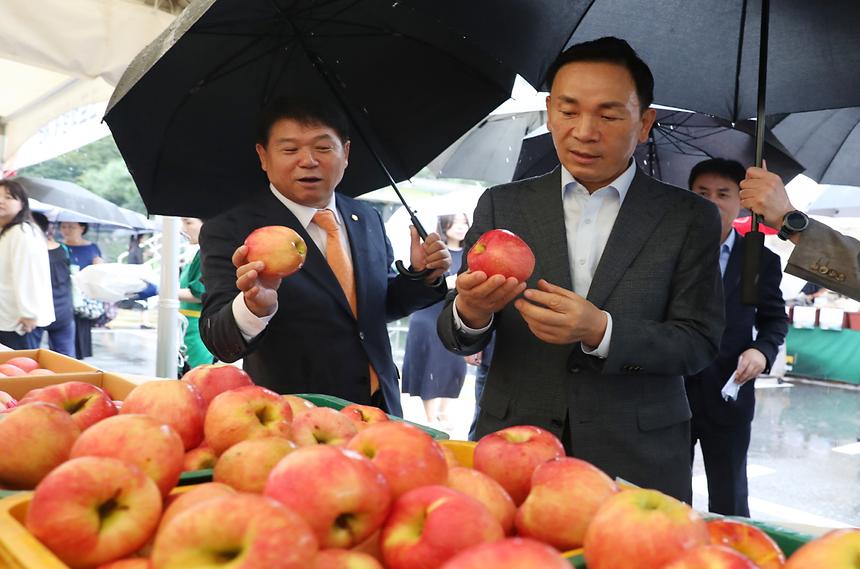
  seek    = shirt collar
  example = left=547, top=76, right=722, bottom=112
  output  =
left=722, top=228, right=737, bottom=251
left=268, top=184, right=342, bottom=229
left=560, top=159, right=637, bottom=203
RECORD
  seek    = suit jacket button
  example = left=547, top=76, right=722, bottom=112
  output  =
left=569, top=366, right=581, bottom=374
left=359, top=332, right=366, bottom=340
left=819, top=266, right=829, bottom=274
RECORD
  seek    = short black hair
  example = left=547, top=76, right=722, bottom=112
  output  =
left=547, top=36, right=654, bottom=112
left=256, top=96, right=351, bottom=147
left=0, top=179, right=33, bottom=238
left=688, top=158, right=746, bottom=190
left=32, top=211, right=50, bottom=235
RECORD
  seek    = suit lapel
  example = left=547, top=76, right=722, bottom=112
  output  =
left=723, top=232, right=743, bottom=297
left=587, top=169, right=672, bottom=307
left=519, top=168, right=573, bottom=290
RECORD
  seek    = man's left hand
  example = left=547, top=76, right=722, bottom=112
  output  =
left=514, top=279, right=607, bottom=346
left=409, top=226, right=452, bottom=285
left=735, top=348, right=767, bottom=384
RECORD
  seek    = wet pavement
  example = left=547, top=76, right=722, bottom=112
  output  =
left=87, top=325, right=860, bottom=530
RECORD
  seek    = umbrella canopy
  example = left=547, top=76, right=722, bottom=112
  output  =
left=104, top=0, right=580, bottom=218
left=13, top=176, right=133, bottom=227
left=807, top=186, right=860, bottom=218
left=771, top=107, right=860, bottom=187
left=511, top=109, right=802, bottom=188
left=565, top=0, right=860, bottom=122
left=29, top=198, right=132, bottom=229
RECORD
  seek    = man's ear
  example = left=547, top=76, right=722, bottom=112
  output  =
left=255, top=143, right=268, bottom=172
left=343, top=139, right=351, bottom=166
left=638, top=108, right=657, bottom=143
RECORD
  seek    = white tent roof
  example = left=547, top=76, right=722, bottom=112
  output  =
left=0, top=0, right=177, bottom=169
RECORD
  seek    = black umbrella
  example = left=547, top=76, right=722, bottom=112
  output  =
left=771, top=107, right=860, bottom=188
left=512, top=109, right=803, bottom=188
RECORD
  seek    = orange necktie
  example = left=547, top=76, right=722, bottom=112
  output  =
left=313, top=209, right=379, bottom=395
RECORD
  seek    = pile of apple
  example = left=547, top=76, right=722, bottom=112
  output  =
left=1, top=363, right=858, bottom=568
left=0, top=355, right=59, bottom=377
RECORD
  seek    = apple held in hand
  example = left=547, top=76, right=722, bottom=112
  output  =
left=473, top=425, right=565, bottom=505
left=291, top=406, right=358, bottom=446
left=121, top=380, right=207, bottom=450
left=152, top=494, right=318, bottom=569
left=245, top=225, right=307, bottom=279
left=515, top=456, right=619, bottom=550
left=26, top=456, right=163, bottom=569
left=707, top=519, right=785, bottom=569
left=440, top=537, right=571, bottom=569
left=264, top=445, right=391, bottom=549
left=213, top=437, right=297, bottom=493
left=783, top=528, right=860, bottom=568
left=203, top=385, right=293, bottom=455
left=583, top=488, right=710, bottom=569
left=19, top=381, right=117, bottom=431
left=0, top=402, right=80, bottom=489
left=381, top=485, right=504, bottom=569
left=663, top=544, right=759, bottom=569
left=467, top=229, right=535, bottom=282
left=181, top=364, right=254, bottom=407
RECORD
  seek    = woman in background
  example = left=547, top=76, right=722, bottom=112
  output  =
left=0, top=180, right=54, bottom=349
left=32, top=213, right=76, bottom=356
left=179, top=217, right=214, bottom=373
left=402, top=213, right=470, bottom=429
left=59, top=221, right=103, bottom=358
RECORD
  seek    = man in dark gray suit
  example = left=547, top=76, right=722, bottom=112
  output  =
left=437, top=37, right=725, bottom=502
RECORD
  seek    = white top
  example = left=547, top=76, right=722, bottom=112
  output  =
left=0, top=222, right=55, bottom=331
left=232, top=185, right=351, bottom=340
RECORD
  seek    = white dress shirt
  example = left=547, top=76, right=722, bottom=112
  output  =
left=233, top=185, right=351, bottom=340
left=720, top=229, right=737, bottom=277
left=454, top=160, right=637, bottom=358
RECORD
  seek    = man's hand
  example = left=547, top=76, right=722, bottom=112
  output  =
left=17, top=317, right=37, bottom=333
left=514, top=279, right=607, bottom=346
left=455, top=271, right=526, bottom=329
left=739, top=162, right=796, bottom=229
left=735, top=348, right=767, bottom=384
left=409, top=227, right=452, bottom=285
left=233, top=245, right=282, bottom=318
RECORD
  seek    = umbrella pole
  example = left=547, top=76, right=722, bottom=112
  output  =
left=741, top=0, right=770, bottom=305
left=156, top=216, right=181, bottom=378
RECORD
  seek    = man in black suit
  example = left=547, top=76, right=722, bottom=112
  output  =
left=199, top=97, right=451, bottom=416
left=686, top=158, right=788, bottom=516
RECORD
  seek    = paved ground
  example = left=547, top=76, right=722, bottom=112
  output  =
left=87, top=317, right=860, bottom=531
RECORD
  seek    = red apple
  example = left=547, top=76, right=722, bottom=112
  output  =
left=244, top=225, right=308, bottom=279
left=707, top=519, right=785, bottom=569
left=19, top=381, right=118, bottom=431
left=96, top=559, right=151, bottom=569
left=214, top=437, right=297, bottom=493
left=180, top=364, right=254, bottom=407
left=5, top=356, right=40, bottom=373
left=313, top=549, right=383, bottom=569
left=381, top=485, right=504, bottom=569
left=340, top=404, right=389, bottom=430
left=447, top=467, right=516, bottom=535
left=158, top=482, right=236, bottom=535
left=265, top=445, right=392, bottom=549
left=0, top=402, right=80, bottom=489
left=204, top=385, right=293, bottom=455
left=291, top=406, right=359, bottom=446
left=663, top=544, right=760, bottom=568
left=70, top=414, right=185, bottom=497
left=0, top=390, right=17, bottom=410
left=467, top=229, right=535, bottom=282
left=440, top=537, right=571, bottom=569
left=347, top=421, right=448, bottom=498
left=121, top=380, right=207, bottom=450
left=783, top=529, right=860, bottom=568
left=182, top=444, right=218, bottom=471
left=151, top=493, right=318, bottom=569
left=515, top=456, right=619, bottom=550
left=283, top=394, right=317, bottom=417
left=27, top=368, right=56, bottom=375
left=583, top=488, right=710, bottom=569
left=0, top=363, right=26, bottom=376
left=473, top=425, right=565, bottom=505
left=26, top=456, right=163, bottom=569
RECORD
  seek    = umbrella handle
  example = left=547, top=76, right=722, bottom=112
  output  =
left=395, top=212, right=431, bottom=281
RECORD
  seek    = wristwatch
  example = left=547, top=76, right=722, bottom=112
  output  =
left=777, top=210, right=810, bottom=241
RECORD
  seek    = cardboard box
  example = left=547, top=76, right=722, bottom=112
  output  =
left=0, top=349, right=98, bottom=375
left=0, top=372, right=141, bottom=401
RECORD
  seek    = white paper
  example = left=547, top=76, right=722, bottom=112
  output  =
left=721, top=371, right=741, bottom=401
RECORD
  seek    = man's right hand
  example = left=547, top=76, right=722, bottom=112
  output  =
left=454, top=271, right=526, bottom=329
left=232, top=245, right=281, bottom=318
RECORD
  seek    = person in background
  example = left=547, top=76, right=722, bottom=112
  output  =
left=685, top=158, right=788, bottom=517
left=401, top=213, right=470, bottom=429
left=59, top=221, right=103, bottom=359
left=31, top=213, right=76, bottom=357
left=179, top=217, right=215, bottom=373
left=0, top=180, right=55, bottom=349
left=466, top=334, right=495, bottom=441
left=127, top=233, right=145, bottom=264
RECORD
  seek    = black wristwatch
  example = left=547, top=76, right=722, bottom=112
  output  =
left=778, top=210, right=810, bottom=241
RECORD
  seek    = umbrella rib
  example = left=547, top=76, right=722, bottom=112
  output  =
left=732, top=0, right=749, bottom=123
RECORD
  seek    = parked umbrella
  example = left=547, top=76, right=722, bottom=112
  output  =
left=771, top=108, right=860, bottom=188
left=807, top=186, right=860, bottom=218
left=511, top=109, right=802, bottom=188
left=14, top=176, right=133, bottom=228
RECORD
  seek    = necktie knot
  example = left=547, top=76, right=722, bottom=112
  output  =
left=313, top=209, right=339, bottom=234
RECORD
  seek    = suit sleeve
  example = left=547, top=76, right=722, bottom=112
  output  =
left=601, top=199, right=725, bottom=376
left=437, top=189, right=495, bottom=356
left=199, top=215, right=268, bottom=362
left=786, top=219, right=860, bottom=301
left=750, top=250, right=789, bottom=372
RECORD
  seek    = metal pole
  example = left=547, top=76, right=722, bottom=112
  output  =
left=156, top=216, right=180, bottom=378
